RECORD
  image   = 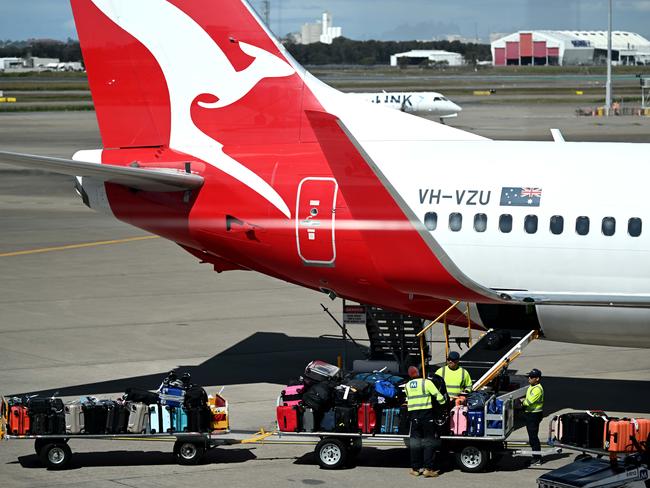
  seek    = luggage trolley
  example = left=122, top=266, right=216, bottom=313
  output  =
left=0, top=395, right=270, bottom=470
left=274, top=387, right=525, bottom=472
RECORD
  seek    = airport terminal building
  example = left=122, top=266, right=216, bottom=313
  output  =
left=491, top=30, right=650, bottom=66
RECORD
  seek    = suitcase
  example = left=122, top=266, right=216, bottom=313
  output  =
left=320, top=409, right=335, bottom=431
left=281, top=384, right=305, bottom=406
left=103, top=401, right=125, bottom=434
left=335, top=380, right=371, bottom=406
left=379, top=407, right=401, bottom=434
left=65, top=403, right=85, bottom=434
left=468, top=410, right=485, bottom=436
left=302, top=408, right=317, bottom=432
left=82, top=402, right=108, bottom=434
left=606, top=419, right=636, bottom=452
left=28, top=398, right=66, bottom=435
left=173, top=407, right=189, bottom=432
left=560, top=413, right=605, bottom=448
left=9, top=405, right=30, bottom=435
left=334, top=406, right=356, bottom=433
left=124, top=388, right=159, bottom=405
left=150, top=404, right=173, bottom=433
left=159, top=387, right=185, bottom=408
left=304, top=360, right=340, bottom=383
left=633, top=418, right=650, bottom=445
left=302, top=381, right=334, bottom=412
left=210, top=406, right=228, bottom=431
left=487, top=399, right=504, bottom=429
left=276, top=405, right=300, bottom=432
left=183, top=386, right=208, bottom=409
left=127, top=403, right=150, bottom=434
left=450, top=405, right=468, bottom=436
left=549, top=415, right=563, bottom=443
left=357, top=403, right=377, bottom=434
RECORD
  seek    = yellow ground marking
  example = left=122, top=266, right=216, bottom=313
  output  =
left=0, top=235, right=159, bottom=258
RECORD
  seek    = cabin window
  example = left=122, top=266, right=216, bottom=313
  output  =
left=628, top=218, right=642, bottom=237
left=524, top=215, right=538, bottom=234
left=424, top=212, right=438, bottom=231
left=474, top=213, right=487, bottom=232
left=499, top=214, right=513, bottom=233
left=550, top=215, right=564, bottom=235
left=576, top=216, right=590, bottom=236
left=449, top=212, right=463, bottom=232
left=602, top=217, right=616, bottom=236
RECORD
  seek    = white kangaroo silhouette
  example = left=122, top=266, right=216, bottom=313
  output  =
left=90, top=0, right=295, bottom=218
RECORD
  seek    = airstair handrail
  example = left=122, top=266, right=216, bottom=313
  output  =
left=416, top=300, right=461, bottom=338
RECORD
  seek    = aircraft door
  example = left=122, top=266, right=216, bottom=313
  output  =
left=295, top=177, right=338, bottom=266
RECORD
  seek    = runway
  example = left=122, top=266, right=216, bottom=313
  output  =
left=0, top=108, right=649, bottom=487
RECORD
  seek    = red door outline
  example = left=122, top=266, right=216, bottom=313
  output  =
left=295, top=177, right=338, bottom=266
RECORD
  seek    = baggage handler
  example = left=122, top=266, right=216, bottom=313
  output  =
left=405, top=366, right=447, bottom=478
left=435, top=351, right=472, bottom=398
left=520, top=368, right=545, bottom=466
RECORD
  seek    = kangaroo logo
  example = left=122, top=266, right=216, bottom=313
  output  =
left=90, top=0, right=295, bottom=218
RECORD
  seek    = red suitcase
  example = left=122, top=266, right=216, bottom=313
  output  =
left=9, top=405, right=31, bottom=435
left=276, top=405, right=300, bottom=432
left=357, top=403, right=377, bottom=434
left=605, top=419, right=636, bottom=452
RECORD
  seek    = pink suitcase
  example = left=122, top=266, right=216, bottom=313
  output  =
left=449, top=405, right=468, bottom=436
left=281, top=385, right=305, bottom=406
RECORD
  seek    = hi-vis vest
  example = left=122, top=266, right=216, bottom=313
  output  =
left=523, top=384, right=544, bottom=413
left=435, top=366, right=472, bottom=396
left=405, top=378, right=445, bottom=412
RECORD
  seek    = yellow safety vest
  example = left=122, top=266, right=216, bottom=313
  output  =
left=405, top=378, right=445, bottom=412
left=435, top=366, right=472, bottom=396
left=522, top=384, right=544, bottom=413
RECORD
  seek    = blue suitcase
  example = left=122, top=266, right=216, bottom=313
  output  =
left=320, top=410, right=335, bottom=431
left=150, top=404, right=173, bottom=433
left=468, top=410, right=485, bottom=436
left=380, top=407, right=401, bottom=434
left=487, top=399, right=504, bottom=429
left=159, top=387, right=185, bottom=408
left=173, top=408, right=188, bottom=432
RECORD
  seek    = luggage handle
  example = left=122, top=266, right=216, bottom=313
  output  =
left=587, top=410, right=608, bottom=420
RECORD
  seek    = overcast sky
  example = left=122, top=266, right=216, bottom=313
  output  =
left=1, top=0, right=650, bottom=42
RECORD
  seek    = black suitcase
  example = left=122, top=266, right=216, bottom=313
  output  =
left=334, top=406, right=357, bottom=433
left=104, top=402, right=129, bottom=434
left=30, top=413, right=48, bottom=435
left=334, top=380, right=370, bottom=405
left=302, top=381, right=334, bottom=412
left=184, top=386, right=208, bottom=409
left=186, top=406, right=211, bottom=433
left=83, top=403, right=109, bottom=434
left=124, top=388, right=159, bottom=405
left=560, top=413, right=605, bottom=448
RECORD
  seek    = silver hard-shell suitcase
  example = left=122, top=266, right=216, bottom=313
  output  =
left=65, top=403, right=85, bottom=434
left=127, top=402, right=150, bottom=434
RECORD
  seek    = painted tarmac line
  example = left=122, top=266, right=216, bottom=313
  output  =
left=0, top=235, right=159, bottom=257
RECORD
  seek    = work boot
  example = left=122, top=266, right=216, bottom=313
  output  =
left=408, top=469, right=422, bottom=476
left=422, top=469, right=440, bottom=478
left=530, top=457, right=543, bottom=466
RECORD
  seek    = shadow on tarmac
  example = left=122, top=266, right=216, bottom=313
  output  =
left=15, top=446, right=257, bottom=469
left=12, top=332, right=369, bottom=398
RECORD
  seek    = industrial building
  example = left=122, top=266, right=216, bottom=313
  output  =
left=491, top=30, right=650, bottom=66
left=300, top=12, right=342, bottom=45
left=390, top=50, right=464, bottom=67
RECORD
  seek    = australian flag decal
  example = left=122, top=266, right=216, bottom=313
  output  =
left=500, top=187, right=542, bottom=207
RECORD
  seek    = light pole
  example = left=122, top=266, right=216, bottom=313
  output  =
left=605, top=0, right=612, bottom=116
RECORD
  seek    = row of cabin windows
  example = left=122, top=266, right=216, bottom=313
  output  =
left=423, top=212, right=643, bottom=237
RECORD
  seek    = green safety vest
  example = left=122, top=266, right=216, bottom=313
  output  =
left=405, top=378, right=445, bottom=412
left=523, top=383, right=544, bottom=413
left=435, top=366, right=472, bottom=396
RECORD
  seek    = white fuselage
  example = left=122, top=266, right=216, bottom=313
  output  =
left=349, top=91, right=462, bottom=117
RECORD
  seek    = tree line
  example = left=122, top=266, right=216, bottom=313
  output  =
left=0, top=37, right=491, bottom=66
left=285, top=37, right=492, bottom=65
left=0, top=39, right=81, bottom=63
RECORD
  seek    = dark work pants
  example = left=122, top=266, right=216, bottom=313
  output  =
left=524, top=411, right=543, bottom=460
left=409, top=410, right=440, bottom=471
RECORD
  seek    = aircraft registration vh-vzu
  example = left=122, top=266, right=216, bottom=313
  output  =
left=1, top=0, right=649, bottom=349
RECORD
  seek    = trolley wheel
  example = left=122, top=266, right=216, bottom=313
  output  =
left=173, top=440, right=205, bottom=465
left=39, top=442, right=72, bottom=470
left=315, top=438, right=348, bottom=470
left=454, top=445, right=489, bottom=473
left=34, top=439, right=48, bottom=456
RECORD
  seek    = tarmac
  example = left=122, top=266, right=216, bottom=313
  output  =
left=0, top=106, right=649, bottom=487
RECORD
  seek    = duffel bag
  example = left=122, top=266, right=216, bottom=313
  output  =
left=302, top=381, right=334, bottom=412
left=124, top=388, right=160, bottom=405
left=466, top=391, right=490, bottom=411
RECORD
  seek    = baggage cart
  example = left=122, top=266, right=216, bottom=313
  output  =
left=1, top=395, right=270, bottom=470
left=274, top=387, right=526, bottom=472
